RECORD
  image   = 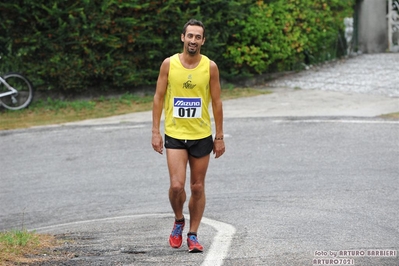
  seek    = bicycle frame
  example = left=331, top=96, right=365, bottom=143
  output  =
left=0, top=76, right=18, bottom=98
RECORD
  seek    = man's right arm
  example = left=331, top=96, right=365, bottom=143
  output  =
left=151, top=58, right=170, bottom=155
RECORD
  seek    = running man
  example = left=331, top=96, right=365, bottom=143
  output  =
left=151, top=19, right=225, bottom=253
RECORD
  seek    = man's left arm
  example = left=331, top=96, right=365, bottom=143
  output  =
left=209, top=60, right=225, bottom=158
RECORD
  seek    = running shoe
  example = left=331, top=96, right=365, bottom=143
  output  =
left=169, top=220, right=185, bottom=248
left=187, top=234, right=203, bottom=253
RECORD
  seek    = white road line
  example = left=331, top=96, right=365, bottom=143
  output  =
left=200, top=216, right=236, bottom=266
left=273, top=119, right=399, bottom=124
left=32, top=214, right=154, bottom=232
left=32, top=213, right=236, bottom=266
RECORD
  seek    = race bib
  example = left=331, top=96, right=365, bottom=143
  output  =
left=173, top=97, right=202, bottom=118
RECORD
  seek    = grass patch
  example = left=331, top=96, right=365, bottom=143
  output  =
left=0, top=230, right=61, bottom=265
left=0, top=87, right=270, bottom=130
left=379, top=112, right=399, bottom=120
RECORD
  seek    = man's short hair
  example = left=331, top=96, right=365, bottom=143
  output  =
left=182, top=19, right=205, bottom=38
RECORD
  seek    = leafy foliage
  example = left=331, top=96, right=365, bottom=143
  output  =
left=225, top=0, right=355, bottom=75
left=0, top=0, right=353, bottom=93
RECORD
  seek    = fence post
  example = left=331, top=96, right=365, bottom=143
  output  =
left=388, top=0, right=399, bottom=52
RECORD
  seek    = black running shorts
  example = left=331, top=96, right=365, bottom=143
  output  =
left=164, top=134, right=213, bottom=158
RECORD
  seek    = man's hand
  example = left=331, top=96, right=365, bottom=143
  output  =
left=152, top=132, right=164, bottom=155
left=213, top=139, right=225, bottom=158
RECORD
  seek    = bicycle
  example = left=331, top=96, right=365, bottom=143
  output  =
left=0, top=72, right=34, bottom=110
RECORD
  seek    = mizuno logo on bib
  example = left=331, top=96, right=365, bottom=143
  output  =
left=173, top=97, right=202, bottom=118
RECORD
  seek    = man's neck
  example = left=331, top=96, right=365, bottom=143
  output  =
left=179, top=52, right=202, bottom=69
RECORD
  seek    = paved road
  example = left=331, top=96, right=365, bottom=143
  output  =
left=1, top=53, right=398, bottom=265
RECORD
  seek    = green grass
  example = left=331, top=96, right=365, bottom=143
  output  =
left=0, top=87, right=271, bottom=130
left=0, top=229, right=59, bottom=265
left=380, top=112, right=399, bottom=120
left=0, top=230, right=37, bottom=248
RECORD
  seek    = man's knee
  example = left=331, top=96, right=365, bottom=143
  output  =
left=170, top=181, right=185, bottom=195
left=190, top=183, right=205, bottom=197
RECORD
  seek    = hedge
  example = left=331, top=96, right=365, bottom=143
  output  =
left=0, top=0, right=354, bottom=94
left=225, top=0, right=355, bottom=75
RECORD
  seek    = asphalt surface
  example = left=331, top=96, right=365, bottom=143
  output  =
left=1, top=53, right=399, bottom=266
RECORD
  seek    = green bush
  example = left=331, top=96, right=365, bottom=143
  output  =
left=1, top=0, right=181, bottom=91
left=0, top=0, right=353, bottom=94
left=224, top=0, right=355, bottom=75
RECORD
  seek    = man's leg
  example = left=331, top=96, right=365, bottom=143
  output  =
left=188, top=154, right=210, bottom=233
left=166, top=148, right=189, bottom=248
left=166, top=149, right=189, bottom=220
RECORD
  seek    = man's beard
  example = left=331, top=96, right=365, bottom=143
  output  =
left=187, top=44, right=198, bottom=55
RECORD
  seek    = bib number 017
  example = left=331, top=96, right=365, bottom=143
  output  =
left=178, top=107, right=196, bottom=118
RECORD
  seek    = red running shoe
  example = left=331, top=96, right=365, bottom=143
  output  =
left=187, top=234, right=203, bottom=253
left=169, top=220, right=185, bottom=248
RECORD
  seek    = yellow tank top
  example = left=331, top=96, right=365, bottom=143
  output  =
left=164, top=53, right=212, bottom=140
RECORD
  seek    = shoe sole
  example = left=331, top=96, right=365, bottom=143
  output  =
left=188, top=248, right=203, bottom=253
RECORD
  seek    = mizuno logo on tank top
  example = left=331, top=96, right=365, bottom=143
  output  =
left=174, top=98, right=201, bottom=107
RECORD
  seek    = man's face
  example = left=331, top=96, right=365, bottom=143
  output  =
left=181, top=25, right=205, bottom=56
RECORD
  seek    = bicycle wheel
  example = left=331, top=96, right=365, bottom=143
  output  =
left=0, top=72, right=34, bottom=110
